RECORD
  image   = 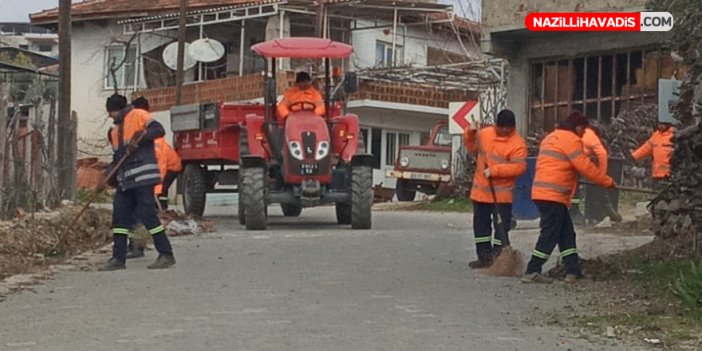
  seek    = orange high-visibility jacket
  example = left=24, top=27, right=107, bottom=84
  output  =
left=582, top=127, right=608, bottom=173
left=277, top=86, right=325, bottom=120
left=464, top=126, right=527, bottom=203
left=153, top=138, right=182, bottom=195
left=631, top=128, right=674, bottom=179
left=532, top=129, right=614, bottom=206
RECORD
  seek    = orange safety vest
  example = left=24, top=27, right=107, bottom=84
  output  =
left=631, top=128, right=674, bottom=179
left=277, top=86, right=325, bottom=120
left=153, top=138, right=183, bottom=195
left=464, top=126, right=527, bottom=203
left=532, top=129, right=614, bottom=206
left=582, top=127, right=608, bottom=173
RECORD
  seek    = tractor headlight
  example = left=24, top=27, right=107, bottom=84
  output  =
left=440, top=159, right=449, bottom=170
left=316, top=141, right=330, bottom=160
left=288, top=141, right=303, bottom=161
left=400, top=157, right=410, bottom=167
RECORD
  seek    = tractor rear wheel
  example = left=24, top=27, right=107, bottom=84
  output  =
left=238, top=178, right=246, bottom=225
left=240, top=167, right=267, bottom=230
left=281, top=203, right=302, bottom=217
left=395, top=179, right=416, bottom=202
left=351, top=165, right=373, bottom=229
left=182, top=164, right=207, bottom=217
left=335, top=202, right=351, bottom=224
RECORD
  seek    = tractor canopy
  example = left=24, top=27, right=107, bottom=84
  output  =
left=251, top=37, right=353, bottom=59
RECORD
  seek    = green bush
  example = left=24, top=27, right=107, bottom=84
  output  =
left=671, top=260, right=702, bottom=320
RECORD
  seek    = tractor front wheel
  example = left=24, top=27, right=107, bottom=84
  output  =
left=182, top=164, right=207, bottom=217
left=351, top=165, right=373, bottom=229
left=281, top=203, right=302, bottom=217
left=240, top=167, right=267, bottom=230
left=335, top=202, right=351, bottom=224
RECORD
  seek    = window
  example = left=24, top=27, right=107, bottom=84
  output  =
left=433, top=126, right=452, bottom=146
left=19, top=44, right=28, bottom=50
left=529, top=49, right=684, bottom=133
left=399, top=133, right=410, bottom=147
left=385, top=132, right=410, bottom=166
left=38, top=44, right=52, bottom=52
left=376, top=41, right=402, bottom=67
left=385, top=132, right=396, bottom=166
left=360, top=128, right=369, bottom=153
left=105, top=46, right=137, bottom=89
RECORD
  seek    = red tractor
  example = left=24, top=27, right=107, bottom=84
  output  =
left=237, top=37, right=373, bottom=230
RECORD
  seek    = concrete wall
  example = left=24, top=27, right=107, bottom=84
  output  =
left=481, top=0, right=647, bottom=31
left=350, top=19, right=476, bottom=69
left=494, top=31, right=670, bottom=135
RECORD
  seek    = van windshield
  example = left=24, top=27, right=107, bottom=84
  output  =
left=433, top=126, right=451, bottom=146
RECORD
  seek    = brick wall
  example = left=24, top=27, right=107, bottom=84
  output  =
left=133, top=72, right=297, bottom=112
left=134, top=72, right=475, bottom=112
left=352, top=80, right=478, bottom=108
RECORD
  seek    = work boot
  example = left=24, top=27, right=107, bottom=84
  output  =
left=468, top=257, right=493, bottom=269
left=125, top=239, right=145, bottom=259
left=147, top=254, right=176, bottom=269
left=521, top=272, right=553, bottom=284
left=564, top=273, right=584, bottom=284
left=126, top=246, right=145, bottom=259
left=99, top=257, right=126, bottom=271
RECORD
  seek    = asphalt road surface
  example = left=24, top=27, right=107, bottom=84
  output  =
left=0, top=205, right=645, bottom=351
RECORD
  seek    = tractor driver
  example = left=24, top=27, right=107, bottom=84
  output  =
left=277, top=71, right=325, bottom=120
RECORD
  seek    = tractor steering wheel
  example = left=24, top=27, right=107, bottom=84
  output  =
left=288, top=101, right=317, bottom=112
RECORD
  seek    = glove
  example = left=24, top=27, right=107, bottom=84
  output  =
left=483, top=168, right=492, bottom=178
left=127, top=131, right=146, bottom=153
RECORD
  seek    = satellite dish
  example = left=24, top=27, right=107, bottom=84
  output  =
left=162, top=42, right=197, bottom=71
left=189, top=38, right=225, bottom=63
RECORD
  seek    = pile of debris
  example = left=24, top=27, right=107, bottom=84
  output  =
left=646, top=69, right=702, bottom=256
left=648, top=121, right=702, bottom=256
left=0, top=205, right=112, bottom=281
left=159, top=210, right=216, bottom=236
left=592, top=104, right=659, bottom=186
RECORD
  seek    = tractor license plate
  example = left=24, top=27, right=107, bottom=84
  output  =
left=301, top=163, right=319, bottom=175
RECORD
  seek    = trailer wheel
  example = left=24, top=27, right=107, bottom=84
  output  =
left=335, top=202, right=351, bottom=224
left=182, top=164, right=207, bottom=217
left=351, top=165, right=373, bottom=229
left=395, top=179, right=416, bottom=202
left=240, top=167, right=267, bottom=230
left=281, top=203, right=302, bottom=217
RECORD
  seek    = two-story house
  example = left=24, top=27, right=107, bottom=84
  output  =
left=31, top=0, right=487, bottom=188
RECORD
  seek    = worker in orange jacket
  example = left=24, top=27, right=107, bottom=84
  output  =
left=631, top=122, right=674, bottom=184
left=153, top=137, right=183, bottom=210
left=569, top=125, right=609, bottom=220
left=121, top=97, right=182, bottom=259
left=98, top=94, right=175, bottom=270
left=277, top=71, right=325, bottom=120
left=463, top=109, right=527, bottom=268
left=522, top=111, right=615, bottom=284
left=582, top=126, right=608, bottom=172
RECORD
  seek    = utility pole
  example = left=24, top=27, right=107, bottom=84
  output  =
left=175, top=0, right=188, bottom=105
left=315, top=0, right=325, bottom=37
left=58, top=0, right=74, bottom=200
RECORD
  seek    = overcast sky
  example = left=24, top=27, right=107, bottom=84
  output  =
left=0, top=0, right=79, bottom=22
left=0, top=0, right=480, bottom=23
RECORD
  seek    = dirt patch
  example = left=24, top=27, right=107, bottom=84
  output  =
left=0, top=205, right=112, bottom=282
left=479, top=246, right=524, bottom=277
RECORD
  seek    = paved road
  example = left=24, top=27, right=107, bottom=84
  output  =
left=0, top=205, right=647, bottom=351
